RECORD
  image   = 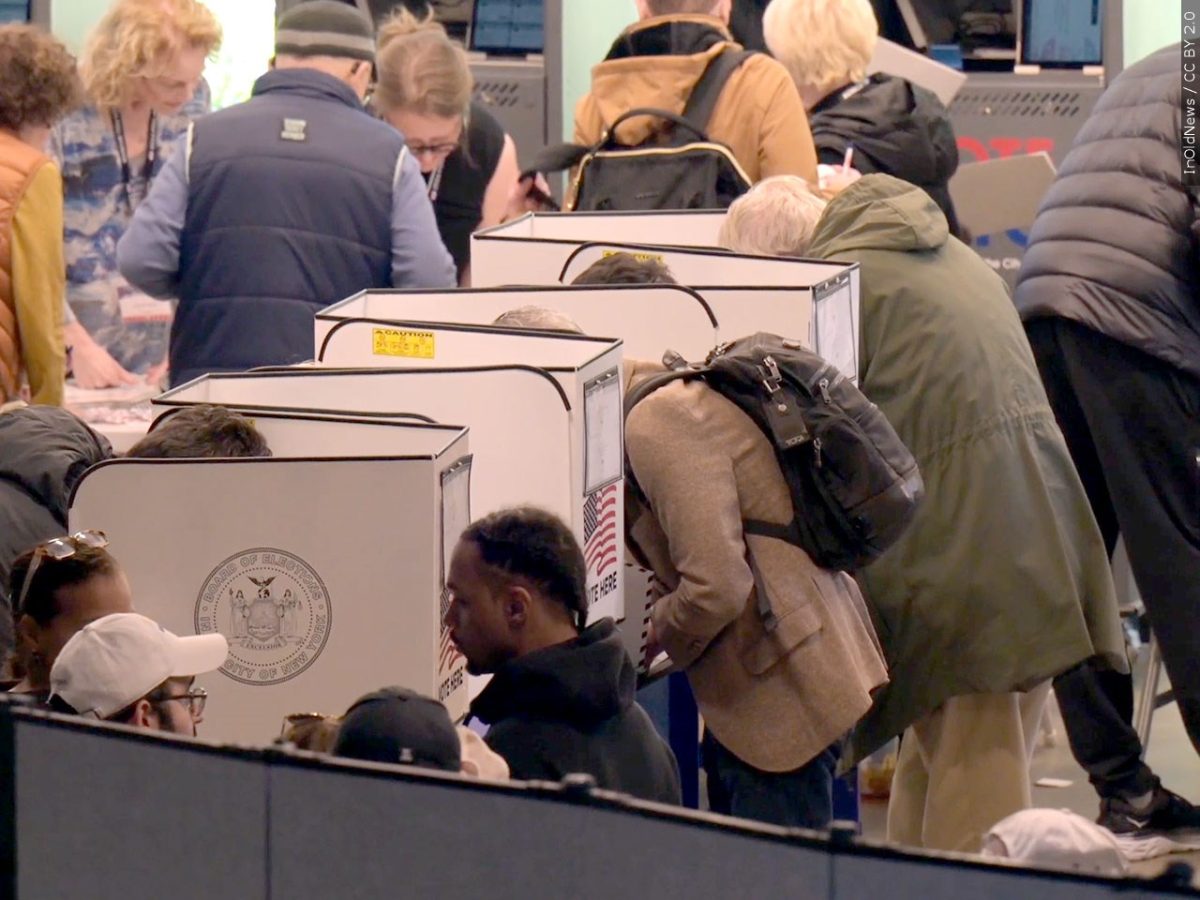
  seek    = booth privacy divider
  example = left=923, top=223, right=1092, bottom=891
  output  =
left=315, top=284, right=719, bottom=362
left=153, top=361, right=626, bottom=631
left=69, top=418, right=473, bottom=741
left=556, top=243, right=861, bottom=382
left=470, top=209, right=727, bottom=284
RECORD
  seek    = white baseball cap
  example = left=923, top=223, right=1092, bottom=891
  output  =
left=982, top=809, right=1129, bottom=876
left=50, top=613, right=229, bottom=719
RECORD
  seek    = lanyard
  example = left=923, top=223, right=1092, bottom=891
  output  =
left=427, top=159, right=445, bottom=203
left=110, top=108, right=159, bottom=213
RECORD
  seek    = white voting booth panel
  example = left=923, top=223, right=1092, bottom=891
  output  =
left=314, top=303, right=702, bottom=672
left=155, top=364, right=626, bottom=628
left=312, top=328, right=626, bottom=626
left=314, top=285, right=719, bottom=362
left=150, top=407, right=465, bottom=459
left=559, top=243, right=862, bottom=382
left=868, top=38, right=968, bottom=106
left=318, top=320, right=618, bottom=373
left=69, top=423, right=474, bottom=743
left=471, top=210, right=725, bottom=286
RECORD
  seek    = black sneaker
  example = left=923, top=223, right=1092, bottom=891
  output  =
left=1099, top=786, right=1200, bottom=836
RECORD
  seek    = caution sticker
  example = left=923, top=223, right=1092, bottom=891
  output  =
left=601, top=249, right=664, bottom=264
left=372, top=328, right=435, bottom=359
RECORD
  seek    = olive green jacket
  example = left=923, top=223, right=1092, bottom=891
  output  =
left=807, top=175, right=1126, bottom=763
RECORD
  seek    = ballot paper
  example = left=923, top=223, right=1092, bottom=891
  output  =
left=813, top=278, right=859, bottom=382
left=440, top=456, right=473, bottom=586
left=584, top=369, right=622, bottom=493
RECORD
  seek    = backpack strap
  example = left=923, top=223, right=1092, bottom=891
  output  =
left=681, top=49, right=756, bottom=136
left=525, top=49, right=753, bottom=178
left=525, top=103, right=717, bottom=178
left=526, top=142, right=592, bottom=178
left=625, top=368, right=786, bottom=637
left=623, top=362, right=704, bottom=519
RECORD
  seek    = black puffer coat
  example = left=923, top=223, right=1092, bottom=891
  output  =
left=809, top=73, right=962, bottom=236
left=0, top=407, right=112, bottom=587
left=1014, top=44, right=1200, bottom=379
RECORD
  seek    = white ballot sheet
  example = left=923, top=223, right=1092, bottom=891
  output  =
left=438, top=455, right=473, bottom=704
left=584, top=369, right=623, bottom=494
left=812, top=274, right=859, bottom=382
left=440, top=456, right=473, bottom=586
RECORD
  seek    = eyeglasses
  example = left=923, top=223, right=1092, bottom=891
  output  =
left=408, top=140, right=460, bottom=160
left=12, top=530, right=109, bottom=617
left=157, top=687, right=208, bottom=720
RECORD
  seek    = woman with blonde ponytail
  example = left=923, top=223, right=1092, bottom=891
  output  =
left=374, top=7, right=520, bottom=285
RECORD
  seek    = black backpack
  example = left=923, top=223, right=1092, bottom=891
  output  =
left=626, top=334, right=924, bottom=573
left=530, top=50, right=755, bottom=212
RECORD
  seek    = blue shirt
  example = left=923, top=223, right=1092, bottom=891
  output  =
left=49, top=86, right=209, bottom=373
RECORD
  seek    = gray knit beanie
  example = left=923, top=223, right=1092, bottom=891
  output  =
left=276, top=1, right=376, bottom=63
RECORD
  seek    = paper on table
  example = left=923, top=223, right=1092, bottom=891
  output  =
left=584, top=368, right=622, bottom=494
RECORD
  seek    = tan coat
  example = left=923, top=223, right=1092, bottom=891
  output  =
left=573, top=15, right=817, bottom=186
left=624, top=361, right=888, bottom=773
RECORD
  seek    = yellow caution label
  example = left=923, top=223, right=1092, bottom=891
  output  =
left=601, top=249, right=664, bottom=264
left=372, top=328, right=435, bottom=359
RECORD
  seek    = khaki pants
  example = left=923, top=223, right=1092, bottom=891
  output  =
left=886, top=682, right=1051, bottom=853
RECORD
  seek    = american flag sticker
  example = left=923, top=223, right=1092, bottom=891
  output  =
left=438, top=586, right=463, bottom=677
left=583, top=484, right=619, bottom=589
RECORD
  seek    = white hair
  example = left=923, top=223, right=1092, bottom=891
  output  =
left=719, top=176, right=828, bottom=258
left=492, top=306, right=584, bottom=335
left=763, top=0, right=879, bottom=92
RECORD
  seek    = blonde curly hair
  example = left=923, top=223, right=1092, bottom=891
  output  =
left=80, top=0, right=222, bottom=110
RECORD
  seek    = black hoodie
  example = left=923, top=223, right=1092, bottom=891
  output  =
left=0, top=407, right=112, bottom=586
left=809, top=74, right=963, bottom=237
left=471, top=619, right=681, bottom=805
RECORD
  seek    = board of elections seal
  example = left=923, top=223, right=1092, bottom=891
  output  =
left=195, top=548, right=331, bottom=686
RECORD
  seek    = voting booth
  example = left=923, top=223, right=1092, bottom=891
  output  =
left=311, top=324, right=626, bottom=626
left=313, top=294, right=709, bottom=667
left=471, top=210, right=727, bottom=284
left=471, top=210, right=862, bottom=382
left=557, top=243, right=861, bottom=383
left=154, top=358, right=626, bottom=629
left=69, top=415, right=474, bottom=742
left=315, top=285, right=719, bottom=363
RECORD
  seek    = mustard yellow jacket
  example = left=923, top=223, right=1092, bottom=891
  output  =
left=574, top=15, right=818, bottom=187
left=0, top=131, right=65, bottom=406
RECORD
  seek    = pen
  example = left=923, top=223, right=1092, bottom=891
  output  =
left=843, top=144, right=855, bottom=170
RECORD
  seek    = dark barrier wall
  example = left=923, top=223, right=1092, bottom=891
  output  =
left=5, top=709, right=268, bottom=900
left=1, top=701, right=1195, bottom=900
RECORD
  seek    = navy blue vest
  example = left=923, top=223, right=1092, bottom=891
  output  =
left=173, top=69, right=400, bottom=384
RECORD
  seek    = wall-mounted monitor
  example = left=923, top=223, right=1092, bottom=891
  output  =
left=1019, top=0, right=1102, bottom=67
left=469, top=0, right=543, bottom=56
left=0, top=0, right=30, bottom=23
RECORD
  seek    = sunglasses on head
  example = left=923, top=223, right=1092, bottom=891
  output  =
left=11, top=530, right=109, bottom=617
